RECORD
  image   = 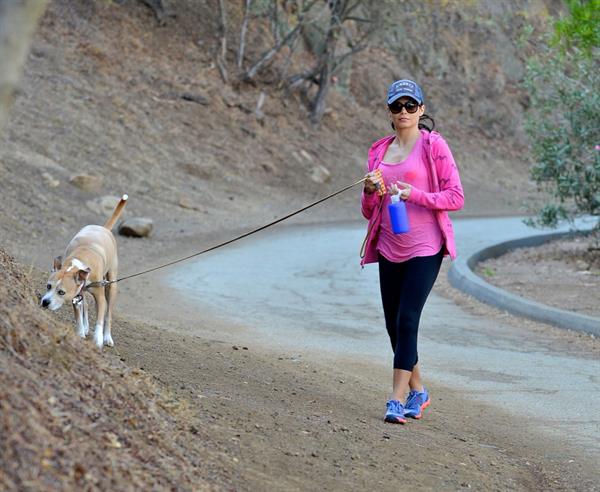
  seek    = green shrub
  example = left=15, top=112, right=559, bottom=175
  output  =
left=524, top=0, right=600, bottom=230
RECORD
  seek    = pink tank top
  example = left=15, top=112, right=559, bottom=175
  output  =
left=377, top=136, right=443, bottom=262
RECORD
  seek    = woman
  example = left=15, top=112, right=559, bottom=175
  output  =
left=361, top=79, right=464, bottom=424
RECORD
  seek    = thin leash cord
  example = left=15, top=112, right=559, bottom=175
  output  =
left=88, top=177, right=367, bottom=288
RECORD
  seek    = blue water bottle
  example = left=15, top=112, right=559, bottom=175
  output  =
left=388, top=193, right=410, bottom=234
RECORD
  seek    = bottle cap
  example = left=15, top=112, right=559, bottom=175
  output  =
left=391, top=193, right=400, bottom=203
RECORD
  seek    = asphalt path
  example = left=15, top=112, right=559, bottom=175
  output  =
left=169, top=217, right=599, bottom=459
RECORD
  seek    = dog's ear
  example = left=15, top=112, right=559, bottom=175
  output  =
left=76, top=267, right=91, bottom=284
left=53, top=256, right=63, bottom=271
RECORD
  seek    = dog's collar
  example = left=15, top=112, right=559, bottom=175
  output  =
left=72, top=282, right=86, bottom=305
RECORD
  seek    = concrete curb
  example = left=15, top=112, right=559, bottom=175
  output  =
left=448, top=231, right=600, bottom=337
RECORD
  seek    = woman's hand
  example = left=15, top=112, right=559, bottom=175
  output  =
left=389, top=181, right=412, bottom=200
left=364, top=171, right=384, bottom=195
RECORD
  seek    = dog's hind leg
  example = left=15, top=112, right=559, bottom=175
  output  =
left=103, top=271, right=117, bottom=347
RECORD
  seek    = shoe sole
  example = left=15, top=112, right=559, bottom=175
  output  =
left=384, top=415, right=406, bottom=424
left=407, top=398, right=430, bottom=420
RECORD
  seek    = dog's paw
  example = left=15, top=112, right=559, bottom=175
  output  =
left=94, top=327, right=104, bottom=348
left=103, top=335, right=114, bottom=347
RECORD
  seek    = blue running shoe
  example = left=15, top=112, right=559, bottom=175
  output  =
left=404, top=388, right=430, bottom=419
left=384, top=399, right=407, bottom=424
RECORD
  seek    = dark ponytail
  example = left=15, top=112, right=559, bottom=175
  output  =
left=390, top=113, right=436, bottom=132
left=418, top=114, right=435, bottom=132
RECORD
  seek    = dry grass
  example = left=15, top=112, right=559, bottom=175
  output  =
left=0, top=248, right=234, bottom=491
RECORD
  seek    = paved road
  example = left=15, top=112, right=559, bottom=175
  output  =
left=169, top=217, right=599, bottom=457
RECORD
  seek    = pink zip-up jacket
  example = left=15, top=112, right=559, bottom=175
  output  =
left=360, top=129, right=464, bottom=266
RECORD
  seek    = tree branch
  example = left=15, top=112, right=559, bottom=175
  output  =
left=237, top=0, right=252, bottom=69
left=242, top=0, right=320, bottom=81
left=216, top=0, right=229, bottom=83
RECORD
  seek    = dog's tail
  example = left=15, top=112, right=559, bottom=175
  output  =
left=104, top=194, right=128, bottom=230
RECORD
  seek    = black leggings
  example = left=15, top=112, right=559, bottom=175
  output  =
left=378, top=250, right=443, bottom=371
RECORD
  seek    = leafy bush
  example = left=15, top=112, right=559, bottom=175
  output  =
left=524, top=0, right=600, bottom=230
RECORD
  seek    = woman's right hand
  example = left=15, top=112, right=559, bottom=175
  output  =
left=364, top=171, right=383, bottom=195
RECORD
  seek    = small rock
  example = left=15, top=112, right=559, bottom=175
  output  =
left=105, top=432, right=122, bottom=448
left=118, top=218, right=153, bottom=238
left=178, top=197, right=201, bottom=211
left=310, top=164, right=331, bottom=184
left=41, top=171, right=60, bottom=188
left=261, top=161, right=277, bottom=173
left=69, top=174, right=103, bottom=192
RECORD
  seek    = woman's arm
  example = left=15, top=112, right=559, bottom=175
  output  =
left=361, top=188, right=381, bottom=219
left=406, top=138, right=464, bottom=211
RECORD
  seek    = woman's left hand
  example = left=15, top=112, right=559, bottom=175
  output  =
left=390, top=181, right=412, bottom=200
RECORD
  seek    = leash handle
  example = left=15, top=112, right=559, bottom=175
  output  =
left=86, top=177, right=368, bottom=288
left=359, top=198, right=385, bottom=259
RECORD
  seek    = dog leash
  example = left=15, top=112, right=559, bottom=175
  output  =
left=85, top=177, right=371, bottom=289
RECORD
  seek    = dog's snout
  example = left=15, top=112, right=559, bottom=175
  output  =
left=41, top=298, right=51, bottom=308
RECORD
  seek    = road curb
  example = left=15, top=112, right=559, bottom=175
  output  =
left=448, top=231, right=600, bottom=337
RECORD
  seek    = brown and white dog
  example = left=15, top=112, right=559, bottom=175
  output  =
left=41, top=195, right=128, bottom=348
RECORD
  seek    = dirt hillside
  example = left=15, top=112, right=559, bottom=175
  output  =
left=0, top=0, right=560, bottom=264
left=0, top=248, right=237, bottom=491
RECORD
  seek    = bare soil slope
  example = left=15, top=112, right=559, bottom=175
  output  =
left=477, top=233, right=600, bottom=318
left=0, top=249, right=236, bottom=491
left=0, top=0, right=552, bottom=265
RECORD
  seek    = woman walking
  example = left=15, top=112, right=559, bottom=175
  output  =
left=361, top=79, right=464, bottom=424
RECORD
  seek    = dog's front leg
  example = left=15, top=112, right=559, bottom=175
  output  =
left=82, top=296, right=90, bottom=337
left=90, top=287, right=107, bottom=348
left=73, top=298, right=86, bottom=338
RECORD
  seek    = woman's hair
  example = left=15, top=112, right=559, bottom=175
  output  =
left=390, top=113, right=435, bottom=132
left=418, top=114, right=435, bottom=132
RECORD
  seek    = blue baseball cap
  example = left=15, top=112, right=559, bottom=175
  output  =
left=387, top=79, right=424, bottom=105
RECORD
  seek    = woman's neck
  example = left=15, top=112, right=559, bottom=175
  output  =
left=394, top=127, right=421, bottom=147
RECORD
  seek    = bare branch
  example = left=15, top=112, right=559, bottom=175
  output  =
left=139, top=0, right=167, bottom=25
left=242, top=0, right=320, bottom=81
left=237, top=0, right=252, bottom=69
left=271, top=0, right=280, bottom=44
left=243, top=22, right=303, bottom=81
left=345, top=15, right=371, bottom=23
left=331, top=42, right=368, bottom=75
left=216, top=0, right=228, bottom=83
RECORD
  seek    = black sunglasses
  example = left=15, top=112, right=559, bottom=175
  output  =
left=388, top=100, right=420, bottom=114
